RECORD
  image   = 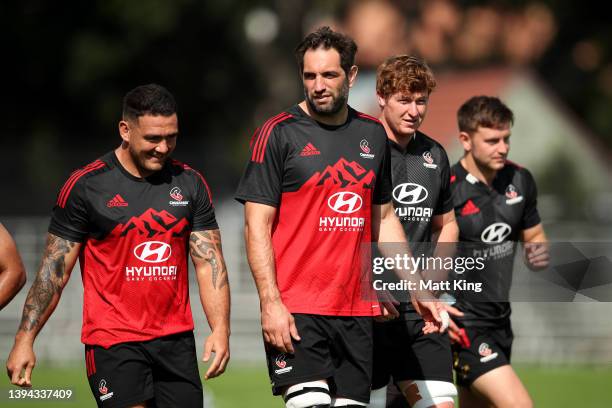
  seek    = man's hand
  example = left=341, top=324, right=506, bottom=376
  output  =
left=524, top=242, right=549, bottom=270
left=203, top=328, right=230, bottom=380
left=375, top=290, right=400, bottom=322
left=261, top=299, right=300, bottom=354
left=6, top=341, right=36, bottom=387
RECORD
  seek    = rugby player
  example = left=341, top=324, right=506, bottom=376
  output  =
left=6, top=84, right=230, bottom=408
left=449, top=96, right=549, bottom=408
left=235, top=27, right=443, bottom=408
left=0, top=222, right=26, bottom=310
left=371, top=55, right=462, bottom=408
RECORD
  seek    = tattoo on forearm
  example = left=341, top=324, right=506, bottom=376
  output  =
left=18, top=235, right=75, bottom=332
left=190, top=230, right=228, bottom=289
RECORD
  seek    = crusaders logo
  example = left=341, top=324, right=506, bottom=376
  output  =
left=99, top=379, right=108, bottom=395
left=275, top=354, right=287, bottom=369
left=170, top=187, right=183, bottom=201
left=359, top=139, right=370, bottom=154
left=505, top=184, right=518, bottom=199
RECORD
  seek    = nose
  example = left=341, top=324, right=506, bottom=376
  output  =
left=406, top=102, right=419, bottom=118
left=498, top=140, right=509, bottom=155
left=314, top=75, right=326, bottom=93
left=156, top=139, right=169, bottom=154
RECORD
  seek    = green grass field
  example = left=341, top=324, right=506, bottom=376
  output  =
left=2, top=363, right=612, bottom=407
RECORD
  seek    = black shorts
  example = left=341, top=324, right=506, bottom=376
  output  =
left=452, top=322, right=513, bottom=387
left=85, top=331, right=203, bottom=408
left=372, top=316, right=454, bottom=390
left=265, top=314, right=373, bottom=404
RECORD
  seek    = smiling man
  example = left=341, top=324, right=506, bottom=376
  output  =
left=6, top=84, right=230, bottom=408
left=371, top=55, right=460, bottom=408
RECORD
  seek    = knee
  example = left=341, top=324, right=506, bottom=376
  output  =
left=284, top=381, right=331, bottom=408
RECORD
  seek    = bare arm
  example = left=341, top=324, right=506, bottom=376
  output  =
left=244, top=202, right=299, bottom=353
left=521, top=223, right=549, bottom=270
left=0, top=223, right=26, bottom=310
left=189, top=229, right=230, bottom=379
left=372, top=203, right=443, bottom=331
left=431, top=210, right=459, bottom=244
left=7, top=233, right=80, bottom=387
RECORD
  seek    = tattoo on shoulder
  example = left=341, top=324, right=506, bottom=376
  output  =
left=190, top=230, right=229, bottom=289
left=19, top=234, right=76, bottom=332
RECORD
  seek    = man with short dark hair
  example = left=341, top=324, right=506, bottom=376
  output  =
left=0, top=222, right=26, bottom=310
left=450, top=95, right=548, bottom=408
left=236, top=27, right=443, bottom=408
left=7, top=84, right=230, bottom=408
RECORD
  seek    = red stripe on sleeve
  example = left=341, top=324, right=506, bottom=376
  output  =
left=57, top=161, right=105, bottom=208
left=57, top=160, right=105, bottom=208
left=252, top=113, right=289, bottom=162
left=357, top=112, right=382, bottom=124
left=248, top=127, right=260, bottom=150
left=255, top=113, right=293, bottom=163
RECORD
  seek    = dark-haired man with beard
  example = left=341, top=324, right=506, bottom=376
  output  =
left=236, top=27, right=443, bottom=408
left=7, top=84, right=230, bottom=408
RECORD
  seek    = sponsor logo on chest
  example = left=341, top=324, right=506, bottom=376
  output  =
left=319, top=191, right=366, bottom=232
left=392, top=183, right=433, bottom=222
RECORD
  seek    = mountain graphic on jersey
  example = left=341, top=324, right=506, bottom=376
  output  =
left=109, top=209, right=190, bottom=238
left=303, top=157, right=375, bottom=189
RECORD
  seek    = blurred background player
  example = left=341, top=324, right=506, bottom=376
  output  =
left=371, top=55, right=461, bottom=408
left=449, top=96, right=549, bottom=408
left=235, top=27, right=443, bottom=408
left=0, top=222, right=26, bottom=310
left=6, top=84, right=230, bottom=408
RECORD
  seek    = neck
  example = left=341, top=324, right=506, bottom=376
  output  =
left=379, top=115, right=414, bottom=149
left=115, top=145, right=154, bottom=178
left=461, top=154, right=497, bottom=186
left=299, top=101, right=348, bottom=126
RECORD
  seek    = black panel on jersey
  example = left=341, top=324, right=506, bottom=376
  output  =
left=235, top=105, right=392, bottom=207
left=389, top=131, right=453, bottom=244
left=49, top=151, right=218, bottom=243
left=450, top=161, right=541, bottom=325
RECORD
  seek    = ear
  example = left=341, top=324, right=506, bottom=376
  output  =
left=376, top=93, right=387, bottom=110
left=459, top=131, right=472, bottom=152
left=347, top=65, right=358, bottom=88
left=118, top=120, right=130, bottom=144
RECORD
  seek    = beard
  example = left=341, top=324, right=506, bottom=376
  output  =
left=304, top=80, right=349, bottom=116
left=128, top=145, right=166, bottom=174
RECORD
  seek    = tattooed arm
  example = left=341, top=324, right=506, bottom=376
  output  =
left=189, top=229, right=230, bottom=380
left=6, top=233, right=80, bottom=387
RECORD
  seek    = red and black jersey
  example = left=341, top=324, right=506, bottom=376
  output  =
left=49, top=151, right=217, bottom=348
left=450, top=161, right=541, bottom=325
left=235, top=105, right=392, bottom=316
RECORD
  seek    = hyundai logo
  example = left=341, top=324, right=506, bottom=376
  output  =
left=392, top=183, right=428, bottom=205
left=481, top=223, right=512, bottom=244
left=133, top=241, right=172, bottom=263
left=328, top=191, right=363, bottom=214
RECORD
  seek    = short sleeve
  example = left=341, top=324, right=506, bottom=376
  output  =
left=235, top=126, right=285, bottom=207
left=373, top=140, right=392, bottom=204
left=191, top=170, right=219, bottom=231
left=434, top=149, right=454, bottom=215
left=48, top=176, right=90, bottom=242
left=521, top=169, right=541, bottom=230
